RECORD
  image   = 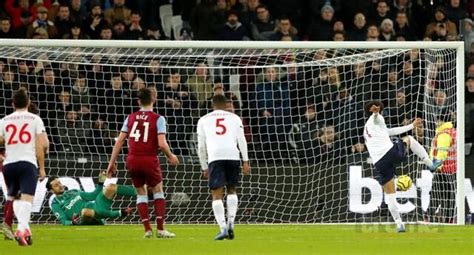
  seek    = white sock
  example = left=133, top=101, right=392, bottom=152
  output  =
left=212, top=200, right=227, bottom=231
left=226, top=194, right=238, bottom=228
left=408, top=136, right=432, bottom=167
left=13, top=200, right=32, bottom=231
left=13, top=200, right=23, bottom=231
left=385, top=193, right=402, bottom=226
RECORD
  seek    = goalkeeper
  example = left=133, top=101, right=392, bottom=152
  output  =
left=46, top=172, right=136, bottom=225
left=428, top=113, right=456, bottom=223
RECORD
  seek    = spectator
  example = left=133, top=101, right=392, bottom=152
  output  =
left=187, top=63, right=213, bottom=109
left=425, top=7, right=457, bottom=41
left=63, top=22, right=90, bottom=39
left=56, top=89, right=75, bottom=116
left=465, top=77, right=474, bottom=142
left=348, top=12, right=368, bottom=41
left=26, top=6, right=57, bottom=39
left=112, top=20, right=127, bottom=39
left=444, top=0, right=467, bottom=26
left=366, top=24, right=380, bottom=41
left=236, top=0, right=260, bottom=29
left=379, top=18, right=395, bottom=41
left=217, top=10, right=250, bottom=40
left=104, top=0, right=131, bottom=25
left=309, top=0, right=342, bottom=19
left=57, top=110, right=90, bottom=153
left=271, top=15, right=297, bottom=41
left=0, top=17, right=16, bottom=38
left=130, top=77, right=146, bottom=98
left=135, top=0, right=160, bottom=30
left=432, top=90, right=449, bottom=117
left=87, top=115, right=114, bottom=154
left=281, top=60, right=306, bottom=118
left=256, top=66, right=291, bottom=158
left=190, top=0, right=217, bottom=40
left=468, top=63, right=474, bottom=78
left=288, top=104, right=321, bottom=165
left=69, top=0, right=87, bottom=24
left=99, top=24, right=113, bottom=39
left=464, top=18, right=474, bottom=54
left=0, top=67, right=19, bottom=115
left=16, top=9, right=34, bottom=38
left=55, top=5, right=72, bottom=39
left=4, top=0, right=47, bottom=29
left=71, top=74, right=92, bottom=112
left=201, top=81, right=226, bottom=116
left=213, top=0, right=231, bottom=30
left=144, top=59, right=164, bottom=87
left=308, top=5, right=334, bottom=41
left=163, top=70, right=197, bottom=155
left=386, top=90, right=412, bottom=126
left=348, top=62, right=372, bottom=107
left=250, top=5, right=277, bottom=40
left=127, top=11, right=145, bottom=40
left=333, top=20, right=345, bottom=34
left=333, top=31, right=345, bottom=41
left=31, top=27, right=49, bottom=39
left=370, top=0, right=392, bottom=26
left=120, top=66, right=135, bottom=90
left=104, top=73, right=131, bottom=129
left=394, top=10, right=416, bottom=41
left=314, top=125, right=343, bottom=163
left=331, top=86, right=359, bottom=143
left=84, top=3, right=107, bottom=39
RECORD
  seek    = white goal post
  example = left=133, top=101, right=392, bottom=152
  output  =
left=0, top=39, right=466, bottom=225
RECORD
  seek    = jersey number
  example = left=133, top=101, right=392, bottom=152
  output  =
left=215, top=118, right=227, bottom=135
left=130, top=121, right=150, bottom=142
left=6, top=123, right=32, bottom=145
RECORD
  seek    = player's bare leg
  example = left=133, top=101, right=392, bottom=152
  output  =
left=383, top=179, right=405, bottom=233
left=135, top=186, right=153, bottom=238
left=151, top=182, right=175, bottom=238
left=13, top=194, right=34, bottom=246
left=226, top=186, right=238, bottom=240
left=212, top=187, right=228, bottom=240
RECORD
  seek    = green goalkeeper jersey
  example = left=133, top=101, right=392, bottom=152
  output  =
left=51, top=185, right=103, bottom=225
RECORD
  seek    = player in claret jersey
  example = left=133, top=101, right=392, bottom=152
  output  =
left=107, top=87, right=179, bottom=238
left=197, top=95, right=250, bottom=240
left=0, top=88, right=49, bottom=246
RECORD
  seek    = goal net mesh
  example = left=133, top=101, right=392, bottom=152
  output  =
left=0, top=44, right=459, bottom=224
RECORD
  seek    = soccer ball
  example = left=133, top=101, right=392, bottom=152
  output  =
left=396, top=175, right=413, bottom=191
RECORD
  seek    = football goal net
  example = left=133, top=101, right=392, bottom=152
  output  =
left=0, top=40, right=466, bottom=225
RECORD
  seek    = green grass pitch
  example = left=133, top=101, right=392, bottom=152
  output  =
left=0, top=224, right=472, bottom=255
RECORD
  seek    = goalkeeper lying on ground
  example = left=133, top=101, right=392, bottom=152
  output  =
left=46, top=172, right=136, bottom=225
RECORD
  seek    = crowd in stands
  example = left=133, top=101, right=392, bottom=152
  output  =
left=0, top=0, right=472, bottom=163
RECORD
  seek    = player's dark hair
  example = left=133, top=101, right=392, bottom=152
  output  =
left=364, top=100, right=384, bottom=115
left=46, top=176, right=58, bottom=191
left=213, top=94, right=227, bottom=109
left=137, top=87, right=153, bottom=106
left=12, top=87, right=29, bottom=109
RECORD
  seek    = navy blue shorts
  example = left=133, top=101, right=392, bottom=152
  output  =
left=3, top=161, right=38, bottom=196
left=374, top=138, right=406, bottom=186
left=208, top=160, right=240, bottom=189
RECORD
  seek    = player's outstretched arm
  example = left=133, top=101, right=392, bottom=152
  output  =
left=387, top=117, right=420, bottom=136
left=107, top=132, right=128, bottom=177
left=158, top=134, right=179, bottom=166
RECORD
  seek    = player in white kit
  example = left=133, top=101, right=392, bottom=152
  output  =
left=0, top=88, right=49, bottom=246
left=363, top=101, right=442, bottom=232
left=197, top=94, right=250, bottom=240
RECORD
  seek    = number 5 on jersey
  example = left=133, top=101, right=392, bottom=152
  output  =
left=130, top=121, right=150, bottom=142
left=216, top=118, right=227, bottom=135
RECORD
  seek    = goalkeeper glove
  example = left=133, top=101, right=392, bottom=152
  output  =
left=72, top=214, right=82, bottom=225
left=98, top=171, right=107, bottom=185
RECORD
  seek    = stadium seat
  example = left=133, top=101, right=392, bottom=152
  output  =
left=171, top=15, right=183, bottom=40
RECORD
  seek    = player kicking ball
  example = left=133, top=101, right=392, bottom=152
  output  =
left=363, top=101, right=442, bottom=233
left=47, top=171, right=136, bottom=225
left=197, top=95, right=250, bottom=240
